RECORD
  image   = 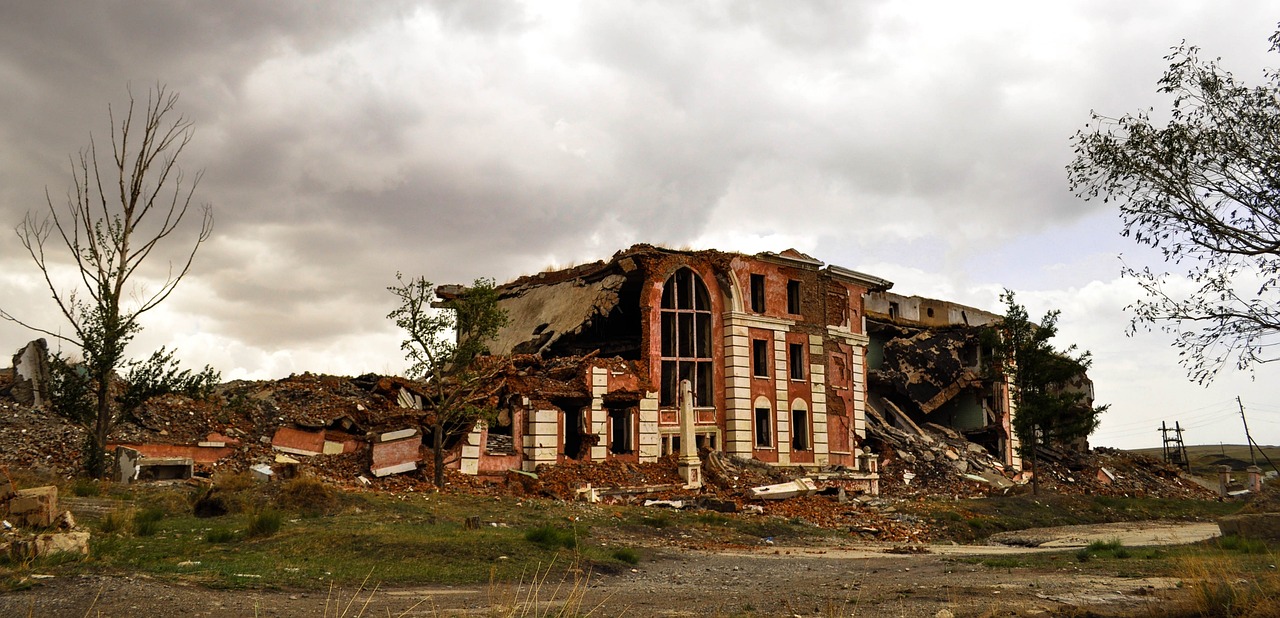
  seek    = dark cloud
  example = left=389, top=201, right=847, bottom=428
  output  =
left=3, top=1, right=1280, bottom=445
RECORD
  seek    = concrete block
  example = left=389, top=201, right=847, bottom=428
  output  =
left=272, top=427, right=325, bottom=456
left=371, top=437, right=421, bottom=477
left=8, top=486, right=58, bottom=528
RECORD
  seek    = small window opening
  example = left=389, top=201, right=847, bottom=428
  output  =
left=752, top=339, right=769, bottom=378
left=608, top=407, right=634, bottom=455
left=750, top=274, right=766, bottom=313
left=787, top=280, right=802, bottom=314
left=926, top=307, right=935, bottom=318
left=792, top=408, right=809, bottom=451
left=888, top=301, right=900, bottom=319
left=789, top=343, right=805, bottom=380
left=755, top=407, right=772, bottom=447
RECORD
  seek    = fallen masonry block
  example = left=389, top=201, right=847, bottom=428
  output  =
left=1219, top=513, right=1280, bottom=540
left=6, top=531, right=91, bottom=560
left=371, top=429, right=421, bottom=477
left=115, top=447, right=192, bottom=484
left=7, top=486, right=58, bottom=528
left=748, top=477, right=818, bottom=500
left=271, top=427, right=326, bottom=456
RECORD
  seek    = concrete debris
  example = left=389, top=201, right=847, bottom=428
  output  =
left=115, top=446, right=194, bottom=484
left=748, top=478, right=818, bottom=500
left=1, top=483, right=91, bottom=560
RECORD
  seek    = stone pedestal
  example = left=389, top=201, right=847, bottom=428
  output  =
left=1218, top=465, right=1233, bottom=497
left=1247, top=466, right=1263, bottom=493
left=676, top=380, right=702, bottom=489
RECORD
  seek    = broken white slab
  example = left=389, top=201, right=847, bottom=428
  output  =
left=380, top=428, right=418, bottom=442
left=250, top=464, right=274, bottom=481
left=748, top=477, right=818, bottom=500
left=643, top=499, right=686, bottom=509
left=373, top=462, right=417, bottom=477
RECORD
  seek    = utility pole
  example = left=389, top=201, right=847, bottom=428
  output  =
left=1238, top=396, right=1257, bottom=466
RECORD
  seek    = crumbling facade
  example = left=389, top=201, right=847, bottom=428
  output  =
left=864, top=291, right=1020, bottom=468
left=448, top=245, right=893, bottom=476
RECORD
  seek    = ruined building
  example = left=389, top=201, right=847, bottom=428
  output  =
left=865, top=291, right=1029, bottom=468
left=444, top=244, right=895, bottom=477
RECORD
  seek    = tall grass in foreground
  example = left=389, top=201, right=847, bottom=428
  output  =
left=486, top=557, right=609, bottom=618
left=1168, top=548, right=1280, bottom=617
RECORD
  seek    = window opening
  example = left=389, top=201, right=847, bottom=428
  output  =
left=660, top=268, right=713, bottom=407
left=750, top=274, right=766, bottom=313
left=786, top=280, right=801, bottom=314
left=792, top=407, right=809, bottom=451
left=608, top=406, right=634, bottom=455
left=755, top=407, right=772, bottom=447
left=789, top=343, right=805, bottom=380
left=563, top=406, right=587, bottom=460
left=888, top=301, right=900, bottom=319
left=752, top=339, right=769, bottom=378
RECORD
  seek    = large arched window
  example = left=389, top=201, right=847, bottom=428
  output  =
left=660, top=268, right=713, bottom=407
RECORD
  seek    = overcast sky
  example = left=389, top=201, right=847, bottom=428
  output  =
left=2, top=1, right=1278, bottom=449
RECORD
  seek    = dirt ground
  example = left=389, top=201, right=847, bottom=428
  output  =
left=0, top=521, right=1221, bottom=617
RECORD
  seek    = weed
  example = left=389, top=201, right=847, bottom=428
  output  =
left=639, top=515, right=670, bottom=529
left=98, top=509, right=132, bottom=534
left=1087, top=538, right=1123, bottom=552
left=205, top=527, right=236, bottom=543
left=611, top=547, right=640, bottom=565
left=693, top=512, right=730, bottom=526
left=1075, top=548, right=1091, bottom=562
left=524, top=525, right=577, bottom=550
left=1171, top=552, right=1280, bottom=617
left=1218, top=535, right=1268, bottom=554
left=247, top=509, right=283, bottom=538
left=70, top=478, right=101, bottom=497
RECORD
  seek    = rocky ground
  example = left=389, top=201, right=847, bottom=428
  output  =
left=0, top=520, right=1222, bottom=617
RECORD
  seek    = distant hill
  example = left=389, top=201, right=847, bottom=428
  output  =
left=1128, top=444, right=1280, bottom=476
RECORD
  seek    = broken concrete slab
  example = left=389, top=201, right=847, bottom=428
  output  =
left=748, top=477, right=818, bottom=500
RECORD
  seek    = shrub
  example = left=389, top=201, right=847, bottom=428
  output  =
left=525, top=525, right=577, bottom=550
left=1075, top=548, right=1091, bottom=562
left=611, top=547, right=640, bottom=565
left=276, top=476, right=337, bottom=516
left=1087, top=538, right=1123, bottom=552
left=247, top=509, right=283, bottom=538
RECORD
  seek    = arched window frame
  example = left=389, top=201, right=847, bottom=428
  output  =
left=659, top=268, right=713, bottom=407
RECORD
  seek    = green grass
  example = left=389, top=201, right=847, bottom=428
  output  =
left=909, top=494, right=1244, bottom=543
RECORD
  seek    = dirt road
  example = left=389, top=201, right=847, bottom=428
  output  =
left=0, top=520, right=1221, bottom=617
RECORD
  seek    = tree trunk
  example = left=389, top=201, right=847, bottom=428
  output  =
left=1030, top=437, right=1039, bottom=496
left=91, top=375, right=112, bottom=479
left=433, top=417, right=445, bottom=489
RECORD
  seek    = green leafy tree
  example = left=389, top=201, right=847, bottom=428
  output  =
left=987, top=290, right=1107, bottom=494
left=387, top=274, right=508, bottom=489
left=0, top=85, right=215, bottom=477
left=1069, top=27, right=1280, bottom=384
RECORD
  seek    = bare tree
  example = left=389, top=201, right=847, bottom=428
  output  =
left=1, top=85, right=214, bottom=477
